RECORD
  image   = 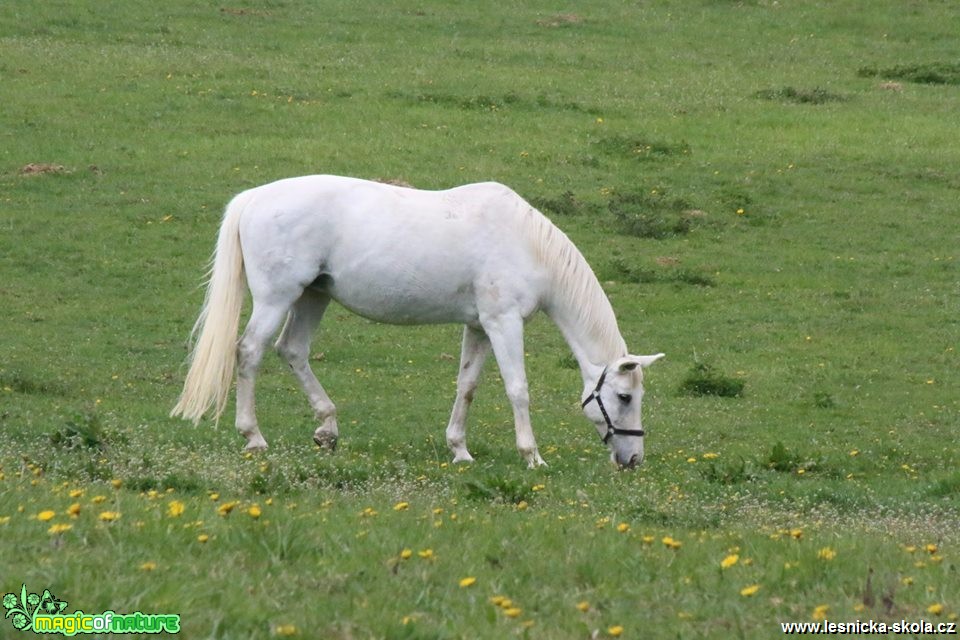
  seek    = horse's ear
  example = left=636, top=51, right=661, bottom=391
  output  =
left=616, top=353, right=665, bottom=373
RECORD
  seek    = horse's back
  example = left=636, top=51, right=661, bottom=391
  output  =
left=236, top=176, right=548, bottom=324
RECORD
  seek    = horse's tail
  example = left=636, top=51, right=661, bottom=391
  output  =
left=170, top=190, right=252, bottom=425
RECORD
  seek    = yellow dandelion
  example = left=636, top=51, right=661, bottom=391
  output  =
left=274, top=624, right=298, bottom=636
left=503, top=607, right=522, bottom=618
left=901, top=576, right=914, bottom=586
left=248, top=504, right=262, bottom=519
left=110, top=478, right=123, bottom=489
left=740, top=584, right=760, bottom=597
left=458, top=577, right=477, bottom=588
left=790, top=528, right=803, bottom=540
left=928, top=603, right=944, bottom=616
left=399, top=548, right=412, bottom=560
left=69, top=488, right=84, bottom=498
left=608, top=626, right=624, bottom=637
left=393, top=501, right=409, bottom=511
left=98, top=511, right=120, bottom=522
left=48, top=523, right=72, bottom=535
left=817, top=547, right=837, bottom=561
left=720, top=554, right=739, bottom=569
left=617, top=523, right=630, bottom=533
left=167, top=500, right=185, bottom=518
left=662, top=536, right=682, bottom=550
left=576, top=601, right=590, bottom=612
left=37, top=510, right=56, bottom=522
left=490, top=596, right=507, bottom=606
left=91, top=495, right=107, bottom=504
left=197, top=534, right=210, bottom=543
left=702, top=452, right=719, bottom=460
left=641, top=535, right=655, bottom=545
left=904, top=545, right=917, bottom=554
left=925, top=543, right=938, bottom=554
left=139, top=561, right=157, bottom=571
left=497, top=598, right=514, bottom=609
left=209, top=492, right=220, bottom=501
left=217, top=501, right=238, bottom=516
left=516, top=500, right=529, bottom=511
left=67, top=503, right=81, bottom=517
left=418, top=549, right=434, bottom=559
left=532, top=484, right=545, bottom=492
left=812, top=605, right=829, bottom=621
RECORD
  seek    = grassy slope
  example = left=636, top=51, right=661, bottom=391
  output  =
left=1, top=1, right=957, bottom=637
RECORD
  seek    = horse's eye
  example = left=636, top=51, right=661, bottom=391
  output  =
left=617, top=393, right=632, bottom=404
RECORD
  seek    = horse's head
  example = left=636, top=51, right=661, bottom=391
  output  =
left=582, top=353, right=665, bottom=469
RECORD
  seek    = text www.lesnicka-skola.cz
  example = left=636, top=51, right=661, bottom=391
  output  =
left=781, top=619, right=957, bottom=635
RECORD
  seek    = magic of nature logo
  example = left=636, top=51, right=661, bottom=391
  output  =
left=3, top=584, right=180, bottom=635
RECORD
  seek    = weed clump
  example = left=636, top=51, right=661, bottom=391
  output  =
left=767, top=441, right=801, bottom=472
left=679, top=363, right=745, bottom=398
left=49, top=413, right=105, bottom=450
left=462, top=474, right=532, bottom=505
left=594, top=134, right=690, bottom=161
left=858, top=62, right=960, bottom=85
left=755, top=86, right=847, bottom=104
left=608, top=190, right=700, bottom=239
left=531, top=191, right=595, bottom=217
left=701, top=458, right=756, bottom=485
left=608, top=257, right=716, bottom=287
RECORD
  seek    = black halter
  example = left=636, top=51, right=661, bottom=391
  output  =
left=581, top=368, right=645, bottom=444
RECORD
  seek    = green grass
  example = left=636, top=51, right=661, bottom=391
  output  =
left=1, top=1, right=958, bottom=637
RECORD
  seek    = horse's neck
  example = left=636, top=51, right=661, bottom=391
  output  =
left=518, top=205, right=627, bottom=388
left=544, top=279, right=627, bottom=389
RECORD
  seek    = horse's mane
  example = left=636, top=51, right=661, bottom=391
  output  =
left=516, top=206, right=627, bottom=361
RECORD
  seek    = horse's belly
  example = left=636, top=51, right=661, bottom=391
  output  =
left=326, top=273, right=478, bottom=325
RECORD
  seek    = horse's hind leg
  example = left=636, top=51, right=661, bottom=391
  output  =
left=236, top=301, right=291, bottom=451
left=275, top=291, right=339, bottom=451
left=445, top=325, right=490, bottom=463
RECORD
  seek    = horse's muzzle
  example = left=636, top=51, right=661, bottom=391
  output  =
left=617, top=453, right=641, bottom=470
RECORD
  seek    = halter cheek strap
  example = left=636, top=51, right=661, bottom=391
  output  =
left=581, top=368, right=645, bottom=444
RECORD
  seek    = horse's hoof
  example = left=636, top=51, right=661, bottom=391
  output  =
left=313, top=430, right=338, bottom=452
left=451, top=451, right=475, bottom=464
left=243, top=440, right=268, bottom=453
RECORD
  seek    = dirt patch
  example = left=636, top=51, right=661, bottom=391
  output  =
left=220, top=7, right=270, bottom=17
left=536, top=13, right=584, bottom=28
left=18, top=163, right=68, bottom=176
left=375, top=177, right=415, bottom=188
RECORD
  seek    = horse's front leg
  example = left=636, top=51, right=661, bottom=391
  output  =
left=445, top=325, right=490, bottom=463
left=481, top=312, right=546, bottom=468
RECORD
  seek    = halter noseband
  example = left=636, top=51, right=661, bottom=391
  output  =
left=581, top=367, right=645, bottom=444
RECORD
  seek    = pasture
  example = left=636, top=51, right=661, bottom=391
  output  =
left=1, top=0, right=958, bottom=637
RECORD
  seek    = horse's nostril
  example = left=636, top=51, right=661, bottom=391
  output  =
left=619, top=453, right=640, bottom=470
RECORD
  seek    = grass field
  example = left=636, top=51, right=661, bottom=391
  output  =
left=1, top=1, right=958, bottom=637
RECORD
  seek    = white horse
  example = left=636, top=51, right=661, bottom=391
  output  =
left=171, top=175, right=663, bottom=468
